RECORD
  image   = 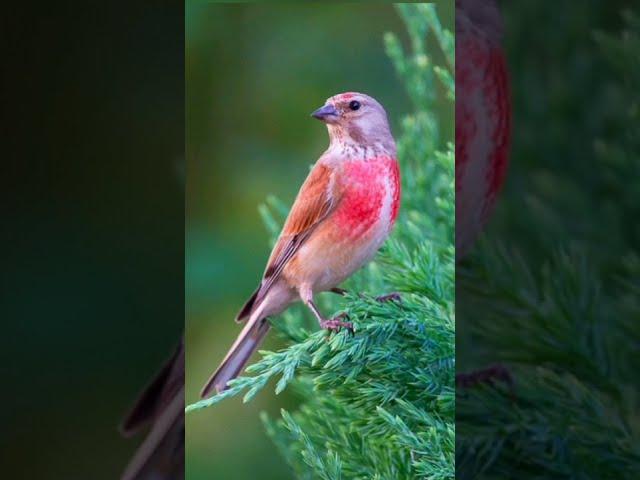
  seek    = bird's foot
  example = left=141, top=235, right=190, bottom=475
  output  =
left=375, top=292, right=402, bottom=303
left=320, top=313, right=353, bottom=334
left=330, top=287, right=348, bottom=296
left=456, top=363, right=515, bottom=398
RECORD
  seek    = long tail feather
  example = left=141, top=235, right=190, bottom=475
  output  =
left=120, top=340, right=184, bottom=480
left=120, top=341, right=182, bottom=437
left=200, top=315, right=270, bottom=398
left=120, top=386, right=184, bottom=480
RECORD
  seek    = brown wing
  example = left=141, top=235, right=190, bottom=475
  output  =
left=236, top=162, right=337, bottom=322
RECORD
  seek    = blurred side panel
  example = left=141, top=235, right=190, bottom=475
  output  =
left=456, top=0, right=640, bottom=478
left=1, top=3, right=184, bottom=479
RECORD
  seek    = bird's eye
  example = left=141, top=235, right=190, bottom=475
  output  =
left=349, top=100, right=361, bottom=111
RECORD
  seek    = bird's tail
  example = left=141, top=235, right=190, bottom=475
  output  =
left=200, top=312, right=271, bottom=398
left=120, top=386, right=185, bottom=480
left=120, top=340, right=185, bottom=480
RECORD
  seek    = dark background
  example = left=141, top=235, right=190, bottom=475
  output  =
left=2, top=3, right=183, bottom=479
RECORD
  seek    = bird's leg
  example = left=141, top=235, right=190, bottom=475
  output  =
left=307, top=300, right=353, bottom=332
left=305, top=298, right=353, bottom=333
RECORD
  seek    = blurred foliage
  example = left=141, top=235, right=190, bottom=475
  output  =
left=456, top=2, right=640, bottom=478
left=187, top=4, right=454, bottom=479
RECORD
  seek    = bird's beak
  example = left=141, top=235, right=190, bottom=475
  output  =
left=311, top=104, right=338, bottom=122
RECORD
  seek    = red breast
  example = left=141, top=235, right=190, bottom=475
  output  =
left=333, top=156, right=400, bottom=238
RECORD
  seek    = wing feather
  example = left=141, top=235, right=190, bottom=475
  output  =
left=236, top=162, right=337, bottom=322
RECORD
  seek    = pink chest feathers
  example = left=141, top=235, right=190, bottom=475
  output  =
left=334, top=156, right=400, bottom=235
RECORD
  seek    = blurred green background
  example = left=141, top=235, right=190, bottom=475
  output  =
left=186, top=2, right=452, bottom=479
left=2, top=4, right=184, bottom=479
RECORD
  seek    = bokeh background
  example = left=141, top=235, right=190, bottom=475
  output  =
left=186, top=3, right=453, bottom=479
left=2, top=4, right=183, bottom=479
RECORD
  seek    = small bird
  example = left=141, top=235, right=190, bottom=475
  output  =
left=201, top=92, right=401, bottom=397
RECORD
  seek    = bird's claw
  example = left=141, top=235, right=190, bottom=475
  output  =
left=375, top=292, right=402, bottom=303
left=330, top=287, right=348, bottom=296
left=456, top=364, right=516, bottom=400
left=320, top=313, right=353, bottom=334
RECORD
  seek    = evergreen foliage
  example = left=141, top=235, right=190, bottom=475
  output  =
left=187, top=5, right=454, bottom=479
left=456, top=5, right=640, bottom=478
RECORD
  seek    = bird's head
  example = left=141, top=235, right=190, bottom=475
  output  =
left=311, top=92, right=395, bottom=154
